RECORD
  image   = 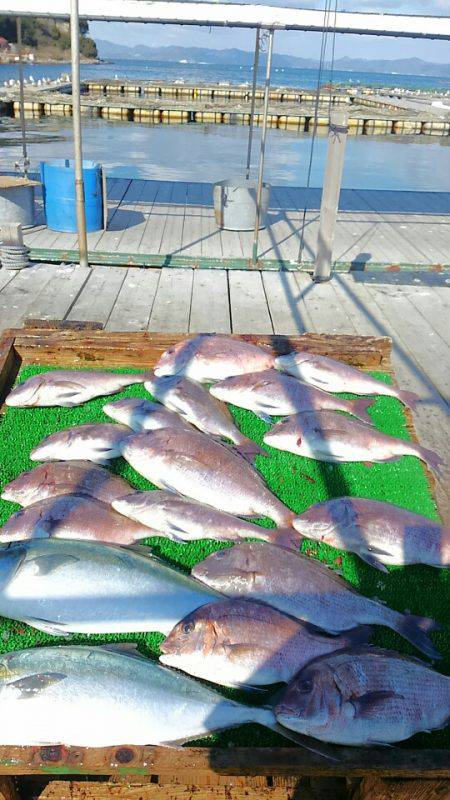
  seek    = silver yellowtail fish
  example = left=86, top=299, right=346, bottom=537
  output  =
left=192, top=542, right=440, bottom=659
left=275, top=648, right=450, bottom=745
left=103, top=397, right=194, bottom=433
left=112, top=490, right=300, bottom=550
left=30, top=423, right=132, bottom=465
left=144, top=373, right=263, bottom=458
left=211, top=370, right=374, bottom=425
left=0, top=539, right=220, bottom=636
left=0, top=494, right=152, bottom=545
left=264, top=411, right=444, bottom=478
left=0, top=644, right=295, bottom=747
left=6, top=370, right=151, bottom=408
left=275, top=352, right=419, bottom=407
left=154, top=334, right=276, bottom=383
left=293, top=496, right=450, bottom=571
left=120, top=429, right=295, bottom=527
left=1, top=461, right=132, bottom=507
left=161, top=598, right=371, bottom=688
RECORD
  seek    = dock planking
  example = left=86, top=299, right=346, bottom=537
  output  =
left=12, top=178, right=450, bottom=269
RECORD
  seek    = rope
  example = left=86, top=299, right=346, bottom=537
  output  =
left=297, top=0, right=334, bottom=264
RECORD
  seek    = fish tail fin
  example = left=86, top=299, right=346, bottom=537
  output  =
left=344, top=624, right=373, bottom=647
left=235, top=438, right=267, bottom=462
left=266, top=527, right=302, bottom=551
left=394, top=613, right=441, bottom=659
left=349, top=397, right=375, bottom=425
left=397, top=389, right=420, bottom=408
left=417, top=447, right=447, bottom=481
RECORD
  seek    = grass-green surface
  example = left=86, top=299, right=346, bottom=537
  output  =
left=0, top=365, right=448, bottom=750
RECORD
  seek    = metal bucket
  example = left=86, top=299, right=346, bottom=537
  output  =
left=0, top=177, right=39, bottom=228
left=213, top=179, right=270, bottom=231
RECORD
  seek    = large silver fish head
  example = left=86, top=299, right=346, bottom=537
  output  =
left=5, top=376, right=44, bottom=407
left=209, top=374, right=249, bottom=403
left=30, top=430, right=68, bottom=462
left=292, top=500, right=347, bottom=542
left=154, top=340, right=193, bottom=377
left=1, top=470, right=35, bottom=504
left=0, top=542, right=27, bottom=587
left=275, top=660, right=338, bottom=735
left=144, top=374, right=180, bottom=398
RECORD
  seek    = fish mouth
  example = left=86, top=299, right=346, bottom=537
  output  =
left=275, top=711, right=303, bottom=732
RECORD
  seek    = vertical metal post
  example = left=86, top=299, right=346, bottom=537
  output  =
left=70, top=0, right=89, bottom=268
left=313, top=109, right=348, bottom=282
left=252, top=28, right=274, bottom=268
left=245, top=28, right=260, bottom=180
left=16, top=17, right=29, bottom=176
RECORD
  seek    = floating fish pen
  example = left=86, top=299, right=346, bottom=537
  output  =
left=0, top=323, right=448, bottom=800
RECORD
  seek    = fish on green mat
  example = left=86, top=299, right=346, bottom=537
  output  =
left=6, top=369, right=152, bottom=408
left=113, top=490, right=300, bottom=550
left=154, top=333, right=276, bottom=382
left=192, top=542, right=441, bottom=659
left=121, top=428, right=295, bottom=527
left=210, top=369, right=375, bottom=425
left=275, top=647, right=450, bottom=745
left=0, top=539, right=220, bottom=636
left=144, top=373, right=265, bottom=459
left=104, top=397, right=195, bottom=433
left=264, top=411, right=445, bottom=478
left=1, top=461, right=132, bottom=507
left=30, top=423, right=132, bottom=465
left=274, top=352, right=419, bottom=407
left=0, top=494, right=153, bottom=545
left=160, top=598, right=371, bottom=688
left=292, top=497, right=450, bottom=571
left=0, top=643, right=311, bottom=748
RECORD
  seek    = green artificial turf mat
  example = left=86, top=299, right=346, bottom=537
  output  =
left=0, top=364, right=448, bottom=750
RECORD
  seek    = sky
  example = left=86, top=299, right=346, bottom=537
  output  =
left=89, top=1, right=450, bottom=62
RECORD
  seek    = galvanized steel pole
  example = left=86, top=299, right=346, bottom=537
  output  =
left=245, top=27, right=260, bottom=180
left=313, top=108, right=348, bottom=282
left=251, top=28, right=274, bottom=268
left=16, top=17, right=29, bottom=176
left=70, top=0, right=89, bottom=268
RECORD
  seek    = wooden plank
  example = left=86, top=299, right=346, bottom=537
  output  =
left=299, top=277, right=357, bottom=335
left=159, top=182, right=188, bottom=257
left=189, top=270, right=230, bottom=333
left=353, top=778, right=450, bottom=800
left=95, top=180, right=147, bottom=253
left=0, top=778, right=19, bottom=800
left=66, top=266, right=126, bottom=326
left=365, top=282, right=450, bottom=405
left=139, top=181, right=175, bottom=256
left=5, top=330, right=392, bottom=372
left=106, top=269, right=161, bottom=332
left=200, top=183, right=223, bottom=260
left=147, top=268, right=193, bottom=332
left=24, top=264, right=90, bottom=323
left=113, top=180, right=158, bottom=254
left=0, top=744, right=447, bottom=779
left=0, top=265, right=56, bottom=328
left=229, top=271, right=273, bottom=334
left=39, top=780, right=294, bottom=800
left=406, top=287, right=450, bottom=348
left=180, top=182, right=205, bottom=258
left=262, top=271, right=309, bottom=334
left=0, top=332, right=19, bottom=403
left=0, top=269, right=17, bottom=293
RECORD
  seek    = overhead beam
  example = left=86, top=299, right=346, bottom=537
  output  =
left=1, top=0, right=450, bottom=39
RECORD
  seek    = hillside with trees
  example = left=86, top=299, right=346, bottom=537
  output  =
left=0, top=18, right=97, bottom=61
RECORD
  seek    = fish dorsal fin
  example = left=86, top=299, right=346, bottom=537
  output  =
left=97, top=643, right=146, bottom=661
left=122, top=544, right=155, bottom=559
left=6, top=672, right=66, bottom=698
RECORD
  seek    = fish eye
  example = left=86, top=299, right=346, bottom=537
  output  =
left=297, top=679, right=313, bottom=693
left=183, top=621, right=195, bottom=634
left=215, top=550, right=228, bottom=560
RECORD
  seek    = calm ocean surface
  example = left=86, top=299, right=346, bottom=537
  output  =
left=1, top=59, right=449, bottom=191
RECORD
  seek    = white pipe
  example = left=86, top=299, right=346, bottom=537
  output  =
left=2, top=1, right=450, bottom=39
left=70, top=0, right=89, bottom=269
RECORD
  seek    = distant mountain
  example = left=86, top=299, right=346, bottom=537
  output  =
left=94, top=41, right=450, bottom=79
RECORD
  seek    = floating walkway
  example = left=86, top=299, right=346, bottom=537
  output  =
left=1, top=80, right=449, bottom=136
left=22, top=178, right=450, bottom=271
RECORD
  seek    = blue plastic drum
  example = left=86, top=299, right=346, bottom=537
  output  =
left=40, top=159, right=103, bottom=232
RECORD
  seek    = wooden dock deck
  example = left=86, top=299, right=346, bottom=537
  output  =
left=0, top=262, right=448, bottom=520
left=22, top=178, right=450, bottom=270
